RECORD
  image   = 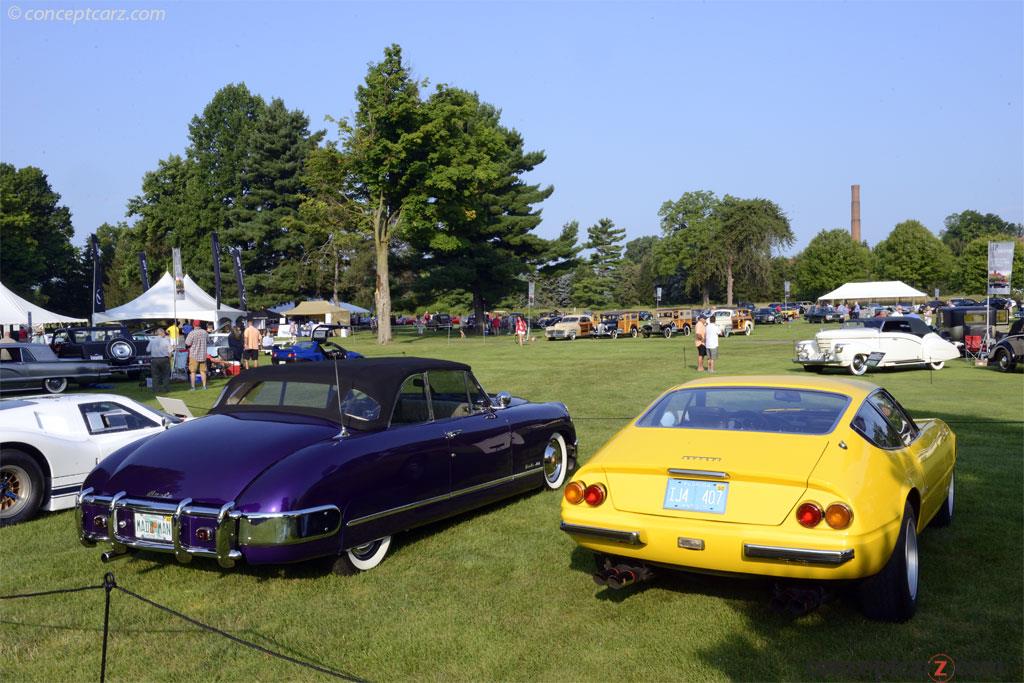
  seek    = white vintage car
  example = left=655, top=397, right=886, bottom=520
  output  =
left=794, top=316, right=960, bottom=375
left=0, top=393, right=182, bottom=525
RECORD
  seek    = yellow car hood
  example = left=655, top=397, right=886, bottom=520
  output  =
left=595, top=426, right=830, bottom=525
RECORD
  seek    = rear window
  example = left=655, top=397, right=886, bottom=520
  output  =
left=221, top=380, right=381, bottom=425
left=637, top=387, right=850, bottom=435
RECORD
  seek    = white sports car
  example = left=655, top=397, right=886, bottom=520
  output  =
left=0, top=393, right=182, bottom=525
left=794, top=316, right=960, bottom=375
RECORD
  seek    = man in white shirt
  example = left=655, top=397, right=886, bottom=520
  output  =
left=704, top=317, right=722, bottom=373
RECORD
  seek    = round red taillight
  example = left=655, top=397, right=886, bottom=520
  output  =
left=796, top=502, right=823, bottom=528
left=583, top=483, right=607, bottom=507
left=825, top=503, right=853, bottom=529
left=564, top=481, right=585, bottom=505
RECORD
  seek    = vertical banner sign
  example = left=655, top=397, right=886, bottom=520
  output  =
left=656, top=286, right=663, bottom=303
left=172, top=247, right=186, bottom=301
left=138, top=252, right=150, bottom=291
left=211, top=232, right=222, bottom=310
left=784, top=280, right=791, bottom=296
left=91, top=235, right=106, bottom=313
left=230, top=246, right=248, bottom=310
left=528, top=280, right=535, bottom=306
left=987, top=241, right=1014, bottom=296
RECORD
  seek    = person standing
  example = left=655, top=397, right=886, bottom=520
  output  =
left=184, top=320, right=209, bottom=391
left=694, top=314, right=708, bottom=372
left=243, top=319, right=261, bottom=370
left=148, top=327, right=173, bottom=393
left=704, top=315, right=722, bottom=373
left=515, top=315, right=528, bottom=347
left=182, top=319, right=193, bottom=336
left=227, top=324, right=244, bottom=362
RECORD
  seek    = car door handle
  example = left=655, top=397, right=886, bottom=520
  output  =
left=444, top=429, right=463, bottom=439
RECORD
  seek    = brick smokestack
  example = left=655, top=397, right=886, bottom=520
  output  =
left=851, top=184, right=861, bottom=242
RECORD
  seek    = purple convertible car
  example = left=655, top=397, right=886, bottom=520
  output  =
left=77, top=358, right=577, bottom=574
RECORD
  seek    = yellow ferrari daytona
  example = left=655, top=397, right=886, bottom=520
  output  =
left=560, top=375, right=956, bottom=622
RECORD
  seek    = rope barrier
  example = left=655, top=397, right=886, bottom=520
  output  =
left=1, top=573, right=364, bottom=683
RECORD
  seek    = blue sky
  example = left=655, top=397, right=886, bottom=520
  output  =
left=2, top=0, right=1021, bottom=254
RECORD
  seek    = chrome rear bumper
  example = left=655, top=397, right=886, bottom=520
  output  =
left=743, top=544, right=854, bottom=566
left=559, top=522, right=642, bottom=546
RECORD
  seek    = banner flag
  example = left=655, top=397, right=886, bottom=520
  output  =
left=987, top=241, right=1014, bottom=296
left=528, top=280, right=535, bottom=306
left=138, top=252, right=150, bottom=291
left=230, top=246, right=248, bottom=310
left=211, top=232, right=222, bottom=310
left=91, top=235, right=106, bottom=313
left=172, top=247, right=186, bottom=301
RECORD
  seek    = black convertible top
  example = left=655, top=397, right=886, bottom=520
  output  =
left=209, top=357, right=472, bottom=430
left=850, top=316, right=933, bottom=337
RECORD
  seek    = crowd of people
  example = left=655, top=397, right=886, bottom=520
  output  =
left=147, top=318, right=266, bottom=392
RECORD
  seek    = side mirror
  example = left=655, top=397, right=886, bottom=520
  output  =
left=496, top=391, right=512, bottom=409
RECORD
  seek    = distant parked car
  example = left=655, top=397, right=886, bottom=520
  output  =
left=794, top=317, right=960, bottom=375
left=754, top=307, right=779, bottom=324
left=1, top=392, right=182, bottom=525
left=271, top=325, right=363, bottom=364
left=50, top=325, right=150, bottom=376
left=592, top=313, right=622, bottom=339
left=988, top=318, right=1024, bottom=372
left=805, top=305, right=841, bottom=324
left=949, top=298, right=979, bottom=307
left=935, top=305, right=1012, bottom=343
left=0, top=343, right=110, bottom=394
left=546, top=315, right=593, bottom=340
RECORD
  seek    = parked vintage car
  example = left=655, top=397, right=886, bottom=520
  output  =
left=591, top=313, right=622, bottom=339
left=710, top=308, right=754, bottom=336
left=0, top=343, right=110, bottom=394
left=546, top=314, right=593, bottom=340
left=1, top=393, right=182, bottom=525
left=988, top=318, right=1024, bottom=372
left=794, top=317, right=960, bottom=375
left=77, top=358, right=577, bottom=573
left=560, top=375, right=956, bottom=622
left=615, top=311, right=662, bottom=338
left=656, top=308, right=695, bottom=337
left=934, top=305, right=1012, bottom=343
left=805, top=305, right=841, bottom=324
left=753, top=307, right=779, bottom=325
left=271, top=325, right=363, bottom=364
left=50, top=325, right=151, bottom=376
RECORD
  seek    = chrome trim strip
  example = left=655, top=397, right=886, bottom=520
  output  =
left=559, top=522, right=642, bottom=546
left=107, top=492, right=127, bottom=554
left=172, top=498, right=193, bottom=564
left=215, top=502, right=237, bottom=568
left=668, top=468, right=730, bottom=480
left=238, top=504, right=342, bottom=546
left=76, top=487, right=94, bottom=547
left=743, top=544, right=854, bottom=566
left=346, top=468, right=544, bottom=528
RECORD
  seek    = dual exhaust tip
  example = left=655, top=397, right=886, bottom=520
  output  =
left=592, top=560, right=654, bottom=590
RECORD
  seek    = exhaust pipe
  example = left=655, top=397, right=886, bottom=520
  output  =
left=100, top=550, right=128, bottom=563
left=770, top=583, right=831, bottom=617
left=593, top=559, right=654, bottom=590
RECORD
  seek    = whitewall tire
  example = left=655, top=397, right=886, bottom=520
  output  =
left=334, top=536, right=392, bottom=575
left=542, top=433, right=568, bottom=490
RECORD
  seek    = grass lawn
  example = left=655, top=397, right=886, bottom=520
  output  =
left=3, top=321, right=1022, bottom=681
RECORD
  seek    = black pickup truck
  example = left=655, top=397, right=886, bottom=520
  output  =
left=50, top=325, right=151, bottom=376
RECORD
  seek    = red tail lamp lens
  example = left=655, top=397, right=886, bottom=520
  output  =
left=564, top=481, right=585, bottom=505
left=796, top=502, right=823, bottom=528
left=583, top=483, right=607, bottom=507
left=825, top=503, right=853, bottom=529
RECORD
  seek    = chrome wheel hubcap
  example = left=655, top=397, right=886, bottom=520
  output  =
left=543, top=439, right=563, bottom=484
left=351, top=540, right=381, bottom=560
left=905, top=522, right=919, bottom=600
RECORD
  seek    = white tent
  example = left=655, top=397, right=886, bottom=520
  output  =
left=817, top=280, right=928, bottom=302
left=94, top=272, right=246, bottom=324
left=0, top=280, right=86, bottom=326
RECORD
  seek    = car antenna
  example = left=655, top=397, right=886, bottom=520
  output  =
left=333, top=356, right=349, bottom=438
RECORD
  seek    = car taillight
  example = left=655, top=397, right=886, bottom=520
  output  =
left=796, top=502, right=823, bottom=528
left=564, top=481, right=585, bottom=505
left=583, top=483, right=607, bottom=507
left=825, top=503, right=853, bottom=529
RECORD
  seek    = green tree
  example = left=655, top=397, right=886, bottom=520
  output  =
left=571, top=218, right=625, bottom=308
left=948, top=235, right=1024, bottom=294
left=615, top=235, right=661, bottom=305
left=713, top=196, right=794, bottom=305
left=656, top=191, right=721, bottom=305
left=941, top=210, right=1023, bottom=256
left=873, top=220, right=953, bottom=292
left=402, top=85, right=575, bottom=332
left=793, top=229, right=873, bottom=299
left=341, top=44, right=429, bottom=343
left=0, top=163, right=77, bottom=301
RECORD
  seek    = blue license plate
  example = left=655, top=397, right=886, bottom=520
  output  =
left=663, top=479, right=729, bottom=514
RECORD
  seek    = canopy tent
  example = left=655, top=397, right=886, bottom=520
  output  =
left=817, top=281, right=928, bottom=302
left=280, top=300, right=351, bottom=326
left=335, top=301, right=369, bottom=314
left=93, top=272, right=246, bottom=324
left=0, top=280, right=86, bottom=326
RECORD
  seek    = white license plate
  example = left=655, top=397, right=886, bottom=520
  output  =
left=134, top=512, right=172, bottom=541
left=90, top=354, right=104, bottom=360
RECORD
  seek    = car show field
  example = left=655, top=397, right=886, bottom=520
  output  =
left=2, top=322, right=1022, bottom=681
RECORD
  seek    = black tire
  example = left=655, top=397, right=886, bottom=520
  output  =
left=681, top=325, right=691, bottom=336
left=994, top=349, right=1015, bottom=372
left=931, top=472, right=954, bottom=528
left=0, top=449, right=45, bottom=526
left=859, top=501, right=918, bottom=622
left=630, top=328, right=638, bottom=338
left=106, top=338, right=136, bottom=363
left=611, top=330, right=619, bottom=340
left=332, top=536, right=391, bottom=575
left=663, top=327, right=673, bottom=339
left=642, top=329, right=651, bottom=338
left=802, top=365, right=824, bottom=373
left=43, top=377, right=68, bottom=394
